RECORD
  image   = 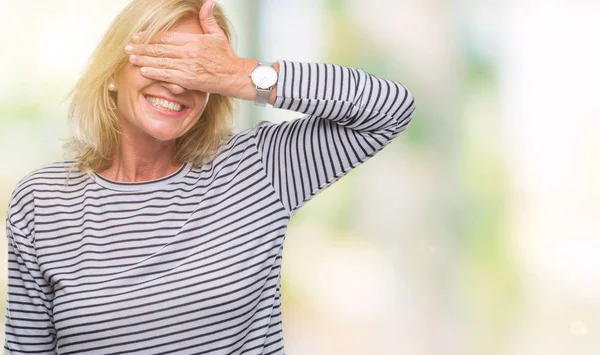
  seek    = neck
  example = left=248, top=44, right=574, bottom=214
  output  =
left=98, top=133, right=182, bottom=183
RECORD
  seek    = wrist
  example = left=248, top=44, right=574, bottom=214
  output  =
left=227, top=57, right=258, bottom=101
left=229, top=58, right=279, bottom=105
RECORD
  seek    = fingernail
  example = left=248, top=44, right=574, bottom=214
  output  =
left=141, top=67, right=147, bottom=74
left=129, top=54, right=137, bottom=62
left=125, top=44, right=133, bottom=53
left=211, top=1, right=215, bottom=12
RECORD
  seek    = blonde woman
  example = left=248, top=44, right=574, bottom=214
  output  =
left=4, top=0, right=415, bottom=353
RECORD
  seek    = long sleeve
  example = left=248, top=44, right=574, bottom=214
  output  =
left=252, top=60, right=416, bottom=216
left=4, top=220, right=56, bottom=354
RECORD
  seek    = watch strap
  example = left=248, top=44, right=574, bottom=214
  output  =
left=255, top=87, right=270, bottom=107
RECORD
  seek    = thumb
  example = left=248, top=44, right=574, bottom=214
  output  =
left=199, top=0, right=221, bottom=36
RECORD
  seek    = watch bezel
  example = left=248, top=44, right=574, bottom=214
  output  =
left=250, top=64, right=278, bottom=90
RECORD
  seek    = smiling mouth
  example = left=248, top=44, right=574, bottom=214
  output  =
left=144, top=95, right=187, bottom=112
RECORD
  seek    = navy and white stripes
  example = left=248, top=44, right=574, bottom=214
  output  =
left=4, top=59, right=415, bottom=354
left=260, top=61, right=415, bottom=216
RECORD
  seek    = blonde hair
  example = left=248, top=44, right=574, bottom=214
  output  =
left=64, top=0, right=236, bottom=175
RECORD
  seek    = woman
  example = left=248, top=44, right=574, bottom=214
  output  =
left=4, top=0, right=415, bottom=353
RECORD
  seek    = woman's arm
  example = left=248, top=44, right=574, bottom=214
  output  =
left=251, top=60, right=416, bottom=216
left=123, top=4, right=416, bottom=216
left=4, top=217, right=57, bottom=354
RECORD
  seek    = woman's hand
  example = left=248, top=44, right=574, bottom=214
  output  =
left=124, top=0, right=257, bottom=100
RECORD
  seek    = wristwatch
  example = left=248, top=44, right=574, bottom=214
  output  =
left=250, top=61, right=278, bottom=106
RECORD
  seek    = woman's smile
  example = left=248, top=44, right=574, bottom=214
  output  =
left=143, top=94, right=190, bottom=118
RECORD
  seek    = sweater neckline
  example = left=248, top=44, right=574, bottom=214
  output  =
left=91, top=162, right=192, bottom=192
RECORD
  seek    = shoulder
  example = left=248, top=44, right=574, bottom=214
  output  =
left=9, top=159, right=84, bottom=199
left=235, top=120, right=279, bottom=143
left=6, top=159, right=86, bottom=227
left=220, top=121, right=274, bottom=152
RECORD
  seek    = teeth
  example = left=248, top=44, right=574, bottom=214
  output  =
left=145, top=96, right=184, bottom=112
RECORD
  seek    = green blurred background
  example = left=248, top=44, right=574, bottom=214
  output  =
left=1, top=0, right=599, bottom=354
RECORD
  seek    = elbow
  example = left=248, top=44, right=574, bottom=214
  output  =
left=397, top=87, right=416, bottom=131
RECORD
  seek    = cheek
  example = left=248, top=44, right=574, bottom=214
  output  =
left=114, top=92, right=137, bottom=124
left=190, top=92, right=210, bottom=116
left=115, top=64, right=153, bottom=105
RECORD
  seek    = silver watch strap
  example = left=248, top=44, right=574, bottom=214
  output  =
left=255, top=88, right=270, bottom=107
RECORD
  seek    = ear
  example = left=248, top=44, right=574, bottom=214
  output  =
left=107, top=75, right=118, bottom=91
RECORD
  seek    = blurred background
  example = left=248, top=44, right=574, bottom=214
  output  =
left=1, top=0, right=599, bottom=354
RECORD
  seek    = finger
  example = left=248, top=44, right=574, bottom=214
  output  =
left=140, top=67, right=185, bottom=85
left=132, top=31, right=197, bottom=45
left=126, top=43, right=184, bottom=58
left=129, top=54, right=178, bottom=70
left=199, top=0, right=224, bottom=36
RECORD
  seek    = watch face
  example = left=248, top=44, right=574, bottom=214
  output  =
left=251, top=65, right=278, bottom=89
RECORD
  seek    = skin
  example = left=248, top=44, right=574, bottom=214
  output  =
left=99, top=0, right=279, bottom=182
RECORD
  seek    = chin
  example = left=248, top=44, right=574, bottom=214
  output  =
left=141, top=114, right=191, bottom=140
left=147, top=128, right=185, bottom=142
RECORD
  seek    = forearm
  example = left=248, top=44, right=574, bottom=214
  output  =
left=272, top=60, right=415, bottom=129
left=229, top=59, right=416, bottom=130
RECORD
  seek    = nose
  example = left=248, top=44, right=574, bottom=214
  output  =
left=159, top=81, right=186, bottom=95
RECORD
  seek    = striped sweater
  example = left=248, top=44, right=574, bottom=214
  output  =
left=4, top=59, right=415, bottom=354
